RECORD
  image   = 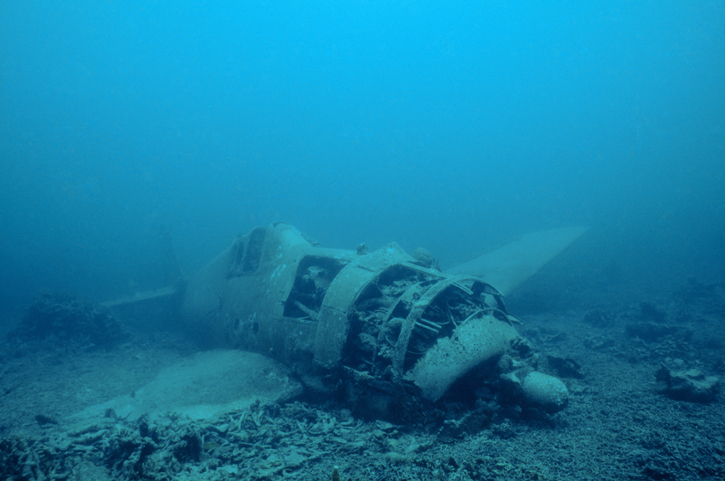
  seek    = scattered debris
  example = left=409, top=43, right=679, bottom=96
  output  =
left=625, top=322, right=693, bottom=343
left=8, top=292, right=128, bottom=350
left=2, top=279, right=724, bottom=480
left=546, top=355, right=584, bottom=379
left=655, top=365, right=720, bottom=403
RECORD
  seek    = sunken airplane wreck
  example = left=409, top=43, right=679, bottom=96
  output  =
left=104, top=222, right=586, bottom=419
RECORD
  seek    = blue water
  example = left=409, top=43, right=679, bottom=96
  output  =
left=1, top=1, right=723, bottom=322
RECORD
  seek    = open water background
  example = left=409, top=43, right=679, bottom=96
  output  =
left=1, top=1, right=723, bottom=325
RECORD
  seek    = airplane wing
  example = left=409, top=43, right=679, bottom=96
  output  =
left=446, top=226, right=588, bottom=296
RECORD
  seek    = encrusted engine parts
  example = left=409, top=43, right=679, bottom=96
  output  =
left=180, top=223, right=568, bottom=417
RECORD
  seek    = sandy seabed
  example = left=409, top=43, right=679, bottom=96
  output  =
left=1, top=284, right=724, bottom=481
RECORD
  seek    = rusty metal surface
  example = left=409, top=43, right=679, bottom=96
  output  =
left=109, top=222, right=576, bottom=411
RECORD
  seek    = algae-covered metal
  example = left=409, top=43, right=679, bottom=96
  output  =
left=178, top=223, right=571, bottom=412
